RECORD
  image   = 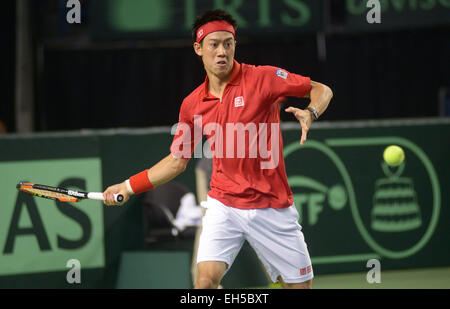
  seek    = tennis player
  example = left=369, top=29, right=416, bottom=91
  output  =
left=103, top=9, right=333, bottom=289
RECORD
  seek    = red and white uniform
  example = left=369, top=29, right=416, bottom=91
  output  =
left=171, top=60, right=314, bottom=283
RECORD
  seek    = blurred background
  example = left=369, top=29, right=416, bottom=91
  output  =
left=0, top=0, right=449, bottom=289
left=2, top=0, right=449, bottom=133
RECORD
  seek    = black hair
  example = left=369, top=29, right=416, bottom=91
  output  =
left=191, top=9, right=238, bottom=43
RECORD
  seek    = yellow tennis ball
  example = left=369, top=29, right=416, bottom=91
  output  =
left=383, top=145, right=405, bottom=166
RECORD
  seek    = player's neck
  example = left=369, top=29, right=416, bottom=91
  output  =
left=206, top=66, right=233, bottom=99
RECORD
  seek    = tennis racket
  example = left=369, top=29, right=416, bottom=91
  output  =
left=16, top=182, right=123, bottom=203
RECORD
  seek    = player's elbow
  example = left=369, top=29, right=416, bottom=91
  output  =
left=322, top=84, right=333, bottom=102
left=169, top=155, right=188, bottom=175
left=310, top=81, right=333, bottom=102
left=176, top=161, right=188, bottom=174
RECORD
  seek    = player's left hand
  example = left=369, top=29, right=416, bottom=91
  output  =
left=285, top=107, right=313, bottom=145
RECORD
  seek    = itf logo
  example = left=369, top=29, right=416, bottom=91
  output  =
left=66, top=0, right=81, bottom=24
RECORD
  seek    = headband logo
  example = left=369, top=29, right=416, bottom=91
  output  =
left=197, top=29, right=204, bottom=40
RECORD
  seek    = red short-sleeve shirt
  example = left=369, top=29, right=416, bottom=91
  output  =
left=171, top=60, right=311, bottom=209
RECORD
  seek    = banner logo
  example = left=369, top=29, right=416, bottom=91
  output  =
left=0, top=158, right=105, bottom=276
left=284, top=137, right=440, bottom=263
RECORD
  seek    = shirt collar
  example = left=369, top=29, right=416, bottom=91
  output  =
left=202, top=60, right=242, bottom=101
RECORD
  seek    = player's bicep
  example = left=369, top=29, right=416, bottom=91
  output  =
left=170, top=100, right=197, bottom=159
left=305, top=80, right=333, bottom=100
left=170, top=121, right=195, bottom=159
left=304, top=80, right=319, bottom=98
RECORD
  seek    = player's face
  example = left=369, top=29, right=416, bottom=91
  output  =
left=194, top=31, right=236, bottom=79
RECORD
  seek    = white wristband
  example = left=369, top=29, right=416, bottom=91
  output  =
left=125, top=179, right=135, bottom=195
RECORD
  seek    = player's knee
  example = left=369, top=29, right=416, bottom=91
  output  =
left=195, top=276, right=220, bottom=289
left=195, top=261, right=226, bottom=289
left=283, top=280, right=312, bottom=289
left=299, top=279, right=313, bottom=289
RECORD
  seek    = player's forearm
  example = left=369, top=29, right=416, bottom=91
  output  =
left=307, top=81, right=333, bottom=117
left=124, top=154, right=187, bottom=196
left=146, top=154, right=188, bottom=187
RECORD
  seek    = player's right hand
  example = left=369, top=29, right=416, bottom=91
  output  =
left=284, top=107, right=312, bottom=145
left=103, top=182, right=130, bottom=206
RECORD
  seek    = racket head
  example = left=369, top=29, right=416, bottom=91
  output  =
left=16, top=182, right=79, bottom=203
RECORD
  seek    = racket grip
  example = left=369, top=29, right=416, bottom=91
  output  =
left=114, top=194, right=124, bottom=203
left=88, top=192, right=124, bottom=203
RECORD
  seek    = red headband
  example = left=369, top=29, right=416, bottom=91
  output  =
left=196, top=21, right=235, bottom=43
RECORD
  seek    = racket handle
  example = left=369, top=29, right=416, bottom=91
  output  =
left=114, top=194, right=124, bottom=203
left=88, top=192, right=124, bottom=203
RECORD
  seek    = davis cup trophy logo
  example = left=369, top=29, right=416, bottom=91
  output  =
left=372, top=162, right=422, bottom=232
left=284, top=136, right=441, bottom=261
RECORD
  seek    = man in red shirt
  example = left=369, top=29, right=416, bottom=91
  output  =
left=104, top=10, right=333, bottom=289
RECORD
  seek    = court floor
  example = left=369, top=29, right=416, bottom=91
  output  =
left=261, top=267, right=450, bottom=289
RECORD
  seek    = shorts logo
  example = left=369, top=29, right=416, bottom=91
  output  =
left=300, top=265, right=312, bottom=276
left=276, top=69, right=288, bottom=79
left=234, top=96, right=245, bottom=107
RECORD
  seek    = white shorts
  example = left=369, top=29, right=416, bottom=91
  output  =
left=197, top=196, right=314, bottom=284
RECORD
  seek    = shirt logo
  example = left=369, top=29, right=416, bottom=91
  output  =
left=276, top=69, right=288, bottom=79
left=234, top=96, right=244, bottom=107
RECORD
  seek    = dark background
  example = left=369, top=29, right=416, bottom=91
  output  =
left=1, top=0, right=449, bottom=133
left=1, top=1, right=16, bottom=133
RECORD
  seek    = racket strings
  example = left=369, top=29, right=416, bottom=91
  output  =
left=21, top=187, right=78, bottom=202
